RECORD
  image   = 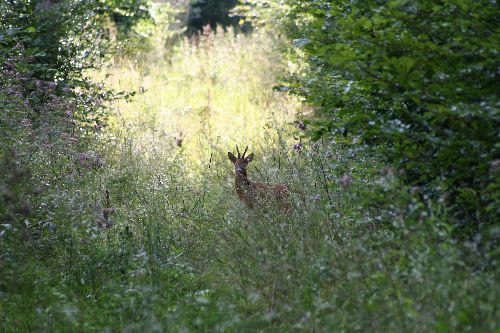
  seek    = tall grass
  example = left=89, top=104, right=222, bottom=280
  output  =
left=1, top=29, right=498, bottom=333
left=104, top=29, right=301, bottom=169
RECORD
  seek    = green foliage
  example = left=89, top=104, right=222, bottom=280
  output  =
left=102, top=0, right=151, bottom=37
left=1, top=4, right=498, bottom=332
left=2, top=29, right=498, bottom=332
left=249, top=0, right=500, bottom=232
left=1, top=127, right=498, bottom=332
left=0, top=0, right=119, bottom=244
left=0, top=1, right=108, bottom=82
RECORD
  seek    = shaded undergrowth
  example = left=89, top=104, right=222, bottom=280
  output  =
left=1, top=30, right=498, bottom=332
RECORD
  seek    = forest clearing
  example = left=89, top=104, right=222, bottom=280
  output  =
left=1, top=1, right=499, bottom=332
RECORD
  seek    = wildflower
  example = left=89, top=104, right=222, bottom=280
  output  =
left=336, top=174, right=353, bottom=189
left=20, top=118, right=32, bottom=128
left=293, top=143, right=302, bottom=152
left=296, top=121, right=306, bottom=131
left=76, top=152, right=103, bottom=170
left=76, top=153, right=88, bottom=164
left=311, top=194, right=321, bottom=202
left=13, top=43, right=24, bottom=50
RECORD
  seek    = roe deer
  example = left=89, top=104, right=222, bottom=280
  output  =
left=228, top=146, right=290, bottom=213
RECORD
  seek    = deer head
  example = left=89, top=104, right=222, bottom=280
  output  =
left=228, top=145, right=254, bottom=177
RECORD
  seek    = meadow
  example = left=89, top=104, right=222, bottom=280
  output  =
left=1, top=21, right=498, bottom=333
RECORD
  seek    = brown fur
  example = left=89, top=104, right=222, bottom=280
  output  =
left=229, top=147, right=290, bottom=213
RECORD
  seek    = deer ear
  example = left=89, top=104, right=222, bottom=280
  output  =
left=228, top=152, right=236, bottom=162
left=245, top=153, right=254, bottom=163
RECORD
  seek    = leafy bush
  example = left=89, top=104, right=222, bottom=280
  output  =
left=248, top=0, right=500, bottom=233
left=0, top=0, right=117, bottom=242
left=101, top=0, right=151, bottom=37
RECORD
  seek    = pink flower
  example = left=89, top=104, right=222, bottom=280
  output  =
left=20, top=118, right=32, bottom=128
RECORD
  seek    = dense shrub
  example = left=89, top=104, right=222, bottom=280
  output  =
left=248, top=0, right=500, bottom=233
left=101, top=0, right=151, bottom=37
left=0, top=0, right=116, bottom=241
left=0, top=0, right=116, bottom=126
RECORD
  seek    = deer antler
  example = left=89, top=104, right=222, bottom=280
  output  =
left=235, top=145, right=249, bottom=159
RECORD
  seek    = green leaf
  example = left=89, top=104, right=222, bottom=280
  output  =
left=398, top=56, right=416, bottom=73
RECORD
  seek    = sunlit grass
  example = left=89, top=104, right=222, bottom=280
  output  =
left=102, top=29, right=303, bottom=169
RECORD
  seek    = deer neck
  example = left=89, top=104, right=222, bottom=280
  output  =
left=235, top=170, right=251, bottom=192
